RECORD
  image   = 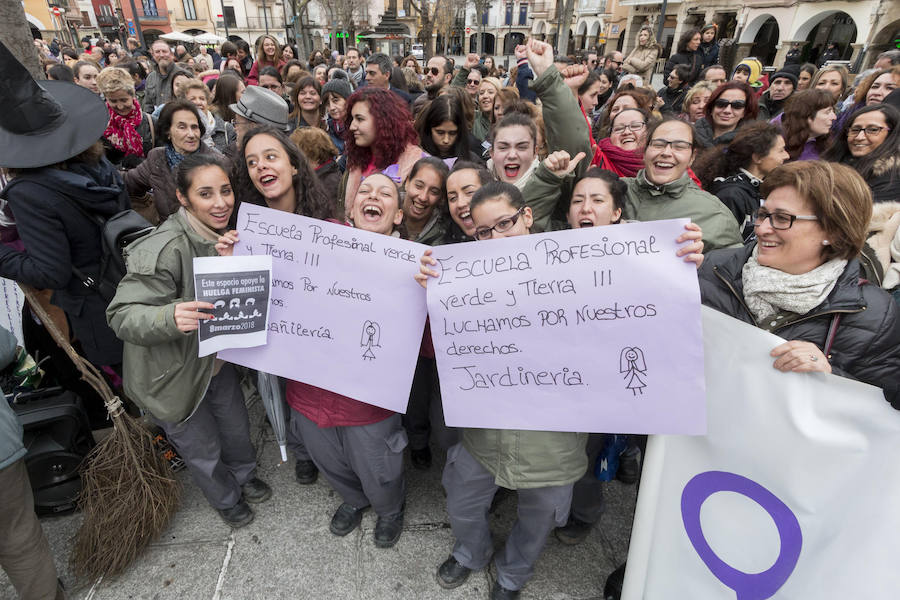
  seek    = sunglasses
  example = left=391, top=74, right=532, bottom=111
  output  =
left=466, top=78, right=480, bottom=86
left=428, top=67, right=441, bottom=76
left=713, top=99, right=746, bottom=110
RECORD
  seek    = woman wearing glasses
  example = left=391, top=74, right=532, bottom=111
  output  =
left=697, top=161, right=900, bottom=406
left=622, top=118, right=743, bottom=251
left=593, top=107, right=650, bottom=177
left=823, top=104, right=899, bottom=204
left=694, top=81, right=759, bottom=148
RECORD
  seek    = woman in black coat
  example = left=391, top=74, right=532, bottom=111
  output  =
left=664, top=29, right=703, bottom=85
left=697, top=161, right=900, bottom=408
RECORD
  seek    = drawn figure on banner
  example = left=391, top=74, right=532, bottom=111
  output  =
left=361, top=320, right=381, bottom=360
left=620, top=346, right=647, bottom=395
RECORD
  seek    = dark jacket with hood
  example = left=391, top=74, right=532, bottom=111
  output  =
left=695, top=117, right=739, bottom=148
left=708, top=170, right=761, bottom=241
left=757, top=91, right=787, bottom=121
left=867, top=155, right=900, bottom=204
left=698, top=243, right=900, bottom=408
left=664, top=50, right=702, bottom=84
left=658, top=84, right=689, bottom=115
left=0, top=158, right=128, bottom=365
left=699, top=41, right=719, bottom=69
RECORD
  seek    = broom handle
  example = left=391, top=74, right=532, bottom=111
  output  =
left=19, top=284, right=117, bottom=408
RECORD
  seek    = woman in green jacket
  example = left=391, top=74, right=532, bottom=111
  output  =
left=107, top=153, right=271, bottom=529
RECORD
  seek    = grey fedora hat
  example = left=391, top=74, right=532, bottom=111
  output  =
left=229, top=85, right=290, bottom=131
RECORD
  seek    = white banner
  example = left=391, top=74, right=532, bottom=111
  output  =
left=623, top=306, right=900, bottom=599
left=220, top=205, right=428, bottom=413
left=427, top=220, right=706, bottom=433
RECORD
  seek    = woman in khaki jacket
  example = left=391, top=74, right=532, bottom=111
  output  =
left=622, top=26, right=661, bottom=86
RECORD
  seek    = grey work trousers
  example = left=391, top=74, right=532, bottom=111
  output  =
left=570, top=433, right=606, bottom=524
left=292, top=410, right=406, bottom=518
left=0, top=459, right=64, bottom=600
left=264, top=373, right=311, bottom=462
left=155, top=363, right=257, bottom=510
left=442, top=443, right=573, bottom=591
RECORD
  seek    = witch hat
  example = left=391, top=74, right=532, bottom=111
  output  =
left=0, top=40, right=109, bottom=169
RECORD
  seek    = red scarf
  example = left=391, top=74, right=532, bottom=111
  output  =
left=592, top=138, right=645, bottom=177
left=103, top=98, right=145, bottom=157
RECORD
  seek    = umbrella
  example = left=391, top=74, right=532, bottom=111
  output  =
left=159, top=31, right=195, bottom=42
left=257, top=371, right=288, bottom=462
left=193, top=32, right=227, bottom=45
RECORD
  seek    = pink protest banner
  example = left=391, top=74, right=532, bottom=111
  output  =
left=426, top=219, right=706, bottom=433
left=220, top=204, right=428, bottom=413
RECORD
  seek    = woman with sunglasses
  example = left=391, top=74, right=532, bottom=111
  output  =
left=697, top=161, right=899, bottom=406
left=694, top=81, right=759, bottom=147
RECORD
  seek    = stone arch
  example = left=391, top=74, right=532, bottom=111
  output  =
left=534, top=20, right=546, bottom=35
left=577, top=20, right=588, bottom=36
left=749, top=17, right=779, bottom=65
left=792, top=11, right=855, bottom=43
left=739, top=13, right=779, bottom=44
left=25, top=12, right=48, bottom=31
left=589, top=21, right=601, bottom=38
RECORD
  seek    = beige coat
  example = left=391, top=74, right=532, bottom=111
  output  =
left=623, top=43, right=660, bottom=85
left=868, top=201, right=900, bottom=290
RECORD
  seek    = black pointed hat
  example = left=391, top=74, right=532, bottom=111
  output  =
left=0, top=40, right=109, bottom=169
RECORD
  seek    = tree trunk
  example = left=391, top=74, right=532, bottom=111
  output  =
left=0, top=1, right=43, bottom=80
left=557, top=0, right=575, bottom=56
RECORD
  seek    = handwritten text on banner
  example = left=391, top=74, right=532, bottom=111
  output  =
left=427, top=219, right=706, bottom=434
left=220, top=204, right=428, bottom=413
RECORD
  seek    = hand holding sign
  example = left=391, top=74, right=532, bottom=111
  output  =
left=174, top=301, right=215, bottom=333
left=675, top=222, right=704, bottom=268
left=215, top=230, right=240, bottom=257
left=415, top=248, right=439, bottom=289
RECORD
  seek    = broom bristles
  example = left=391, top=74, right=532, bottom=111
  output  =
left=71, top=410, right=180, bottom=582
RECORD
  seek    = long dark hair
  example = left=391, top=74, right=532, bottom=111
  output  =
left=822, top=104, right=900, bottom=180
left=175, top=153, right=231, bottom=197
left=415, top=95, right=471, bottom=159
left=692, top=122, right=783, bottom=188
left=235, top=125, right=332, bottom=220
left=676, top=29, right=701, bottom=55
left=782, top=89, right=834, bottom=160
left=211, top=73, right=243, bottom=122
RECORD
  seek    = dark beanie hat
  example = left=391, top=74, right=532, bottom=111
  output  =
left=780, top=63, right=802, bottom=77
left=770, top=71, right=798, bottom=88
left=321, top=78, right=353, bottom=99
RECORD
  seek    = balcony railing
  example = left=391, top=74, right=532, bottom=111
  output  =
left=137, top=12, right=169, bottom=23
left=217, top=16, right=287, bottom=29
left=96, top=14, right=118, bottom=27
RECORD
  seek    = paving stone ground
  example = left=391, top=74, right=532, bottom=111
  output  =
left=2, top=398, right=637, bottom=600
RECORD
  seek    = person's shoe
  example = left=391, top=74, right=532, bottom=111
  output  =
left=410, top=446, right=432, bottom=470
left=491, top=581, right=521, bottom=599
left=217, top=500, right=255, bottom=528
left=329, top=503, right=367, bottom=536
left=436, top=555, right=471, bottom=589
left=554, top=517, right=593, bottom=545
left=373, top=506, right=405, bottom=548
left=241, top=477, right=272, bottom=503
left=616, top=447, right=642, bottom=485
left=295, top=459, right=318, bottom=485
left=604, top=562, right=626, bottom=600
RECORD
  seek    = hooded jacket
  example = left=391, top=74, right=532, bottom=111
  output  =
left=868, top=155, right=900, bottom=204
left=757, top=91, right=787, bottom=121
left=698, top=244, right=900, bottom=407
left=623, top=170, right=743, bottom=252
left=708, top=170, right=761, bottom=241
left=106, top=209, right=219, bottom=423
left=694, top=117, right=740, bottom=148
left=623, top=40, right=661, bottom=85
left=0, top=158, right=128, bottom=366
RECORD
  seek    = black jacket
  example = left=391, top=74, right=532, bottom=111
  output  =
left=698, top=244, right=900, bottom=407
left=709, top=171, right=760, bottom=241
left=757, top=91, right=786, bottom=121
left=658, top=84, right=688, bottom=115
left=0, top=159, right=128, bottom=365
left=664, top=51, right=702, bottom=84
left=699, top=41, right=719, bottom=70
left=695, top=117, right=739, bottom=148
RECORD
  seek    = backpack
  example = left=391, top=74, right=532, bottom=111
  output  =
left=67, top=205, right=155, bottom=302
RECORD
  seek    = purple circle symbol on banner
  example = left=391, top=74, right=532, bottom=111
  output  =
left=681, top=471, right=802, bottom=600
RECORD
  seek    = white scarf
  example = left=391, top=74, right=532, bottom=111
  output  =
left=486, top=157, right=540, bottom=191
left=201, top=110, right=217, bottom=149
left=741, top=245, right=847, bottom=323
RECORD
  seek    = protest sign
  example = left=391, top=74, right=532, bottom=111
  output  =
left=193, top=255, right=273, bottom=357
left=622, top=307, right=900, bottom=599
left=0, top=278, right=24, bottom=346
left=426, top=219, right=705, bottom=434
left=220, top=205, right=428, bottom=413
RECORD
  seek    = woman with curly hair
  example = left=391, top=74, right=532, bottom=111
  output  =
left=693, top=122, right=788, bottom=239
left=339, top=87, right=423, bottom=216
left=401, top=54, right=422, bottom=75
left=235, top=125, right=333, bottom=219
left=246, top=34, right=284, bottom=86
left=781, top=89, right=836, bottom=161
left=622, top=26, right=661, bottom=86
left=694, top=81, right=759, bottom=147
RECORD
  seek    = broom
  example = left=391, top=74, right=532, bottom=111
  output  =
left=20, top=285, right=180, bottom=582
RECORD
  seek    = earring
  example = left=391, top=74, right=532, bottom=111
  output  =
left=822, top=240, right=830, bottom=246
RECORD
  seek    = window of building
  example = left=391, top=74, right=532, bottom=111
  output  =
left=142, top=0, right=158, bottom=17
left=223, top=6, right=237, bottom=27
left=505, top=3, right=513, bottom=26
left=519, top=3, right=528, bottom=25
left=183, top=0, right=197, bottom=20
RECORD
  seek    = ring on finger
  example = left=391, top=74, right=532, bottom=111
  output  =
left=809, top=355, right=818, bottom=362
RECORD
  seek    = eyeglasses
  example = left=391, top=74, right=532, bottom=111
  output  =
left=753, top=208, right=818, bottom=230
left=713, top=99, right=747, bottom=110
left=608, top=60, right=623, bottom=66
left=261, top=83, right=281, bottom=90
left=647, top=138, right=692, bottom=151
left=847, top=125, right=890, bottom=137
left=474, top=207, right=525, bottom=240
left=611, top=122, right=646, bottom=134
left=466, top=78, right=480, bottom=86
left=428, top=67, right=441, bottom=76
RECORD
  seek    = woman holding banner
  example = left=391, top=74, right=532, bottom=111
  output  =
left=697, top=161, right=900, bottom=407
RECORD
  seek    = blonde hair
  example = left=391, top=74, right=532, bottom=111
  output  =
left=96, top=66, right=135, bottom=97
left=811, top=65, right=849, bottom=99
left=290, top=127, right=339, bottom=164
left=761, top=161, right=872, bottom=261
left=177, top=79, right=211, bottom=102
left=681, top=81, right=717, bottom=114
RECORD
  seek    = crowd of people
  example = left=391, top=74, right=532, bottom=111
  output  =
left=2, top=27, right=900, bottom=600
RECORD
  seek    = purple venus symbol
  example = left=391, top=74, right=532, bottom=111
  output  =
left=681, top=471, right=802, bottom=600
